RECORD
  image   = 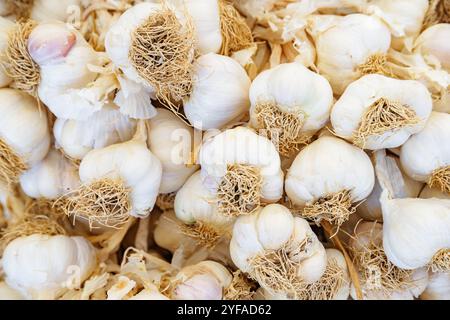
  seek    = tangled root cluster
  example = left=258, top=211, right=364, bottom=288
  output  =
left=254, top=101, right=309, bottom=157
left=224, top=270, right=257, bottom=300
left=218, top=0, right=254, bottom=56
left=352, top=241, right=413, bottom=296
left=353, top=97, right=420, bottom=149
left=302, top=190, right=355, bottom=227
left=430, top=248, right=450, bottom=273
left=180, top=221, right=222, bottom=249
left=62, top=179, right=131, bottom=229
left=357, top=53, right=392, bottom=77
left=429, top=165, right=450, bottom=194
left=3, top=20, right=40, bottom=98
left=0, top=138, right=27, bottom=188
left=423, top=0, right=450, bottom=29
left=216, top=164, right=263, bottom=217
left=129, top=4, right=196, bottom=111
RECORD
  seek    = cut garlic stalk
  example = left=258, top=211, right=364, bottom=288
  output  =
left=285, top=136, right=374, bottom=227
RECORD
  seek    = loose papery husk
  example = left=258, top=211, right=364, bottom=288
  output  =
left=155, top=192, right=176, bottom=212
left=428, top=165, right=450, bottom=194
left=3, top=20, right=40, bottom=99
left=179, top=220, right=223, bottom=249
left=129, top=2, right=196, bottom=113
left=5, top=0, right=34, bottom=19
left=302, top=190, right=356, bottom=227
left=254, top=101, right=310, bottom=157
left=223, top=270, right=257, bottom=300
left=218, top=0, right=254, bottom=56
left=357, top=53, right=393, bottom=77
left=352, top=97, right=420, bottom=149
left=61, top=178, right=132, bottom=230
left=351, top=241, right=413, bottom=297
left=216, top=164, right=263, bottom=217
left=0, top=138, right=28, bottom=189
left=248, top=236, right=311, bottom=299
left=423, top=0, right=450, bottom=29
left=430, top=248, right=450, bottom=273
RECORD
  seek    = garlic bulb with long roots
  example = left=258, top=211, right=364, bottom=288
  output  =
left=331, top=74, right=432, bottom=150
left=248, top=61, right=333, bottom=157
left=285, top=136, right=374, bottom=227
left=230, top=204, right=327, bottom=299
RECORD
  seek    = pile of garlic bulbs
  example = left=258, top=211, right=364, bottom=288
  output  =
left=0, top=0, right=449, bottom=301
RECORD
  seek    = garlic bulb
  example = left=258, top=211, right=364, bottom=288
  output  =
left=184, top=53, right=251, bottom=130
left=27, top=22, right=111, bottom=120
left=420, top=271, right=450, bottom=300
left=400, top=112, right=450, bottom=194
left=350, top=221, right=428, bottom=300
left=54, top=103, right=137, bottom=160
left=105, top=1, right=195, bottom=119
left=19, top=149, right=80, bottom=200
left=0, top=17, right=14, bottom=87
left=285, top=136, right=374, bottom=226
left=63, top=123, right=162, bottom=228
left=147, top=108, right=198, bottom=194
left=331, top=74, right=432, bottom=150
left=414, top=24, right=450, bottom=71
left=30, top=0, right=81, bottom=22
left=307, top=14, right=391, bottom=95
left=363, top=0, right=428, bottom=50
left=248, top=61, right=333, bottom=157
left=0, top=88, right=50, bottom=186
left=199, top=126, right=284, bottom=216
left=2, top=234, right=96, bottom=299
left=230, top=204, right=327, bottom=298
left=171, top=260, right=232, bottom=300
left=0, top=281, right=24, bottom=300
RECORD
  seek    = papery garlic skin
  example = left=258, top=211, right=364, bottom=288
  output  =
left=331, top=74, right=432, bottom=150
left=2, top=234, right=96, bottom=299
left=184, top=53, right=251, bottom=130
left=420, top=272, right=450, bottom=300
left=325, top=248, right=350, bottom=300
left=172, top=261, right=232, bottom=300
left=285, top=136, right=374, bottom=207
left=0, top=88, right=50, bottom=166
left=400, top=112, right=450, bottom=184
left=20, top=149, right=80, bottom=199
left=381, top=193, right=450, bottom=270
left=199, top=127, right=284, bottom=202
left=414, top=24, right=450, bottom=71
left=129, top=288, right=170, bottom=300
left=248, top=61, right=333, bottom=134
left=147, top=108, right=198, bottom=194
left=0, top=17, right=14, bottom=87
left=28, top=22, right=105, bottom=120
left=79, top=137, right=162, bottom=218
left=308, top=14, right=391, bottom=95
left=0, top=282, right=24, bottom=300
left=230, top=204, right=327, bottom=286
left=53, top=103, right=137, bottom=160
left=30, top=0, right=81, bottom=23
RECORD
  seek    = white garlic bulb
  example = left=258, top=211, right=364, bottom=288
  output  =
left=420, top=272, right=450, bottom=300
left=230, top=204, right=327, bottom=298
left=331, top=74, right=432, bottom=150
left=28, top=22, right=108, bottom=120
left=0, top=17, right=14, bottom=87
left=30, top=0, right=81, bottom=22
left=0, top=88, right=50, bottom=185
left=199, top=126, right=284, bottom=216
left=350, top=221, right=428, bottom=300
left=19, top=149, right=80, bottom=200
left=414, top=23, right=450, bottom=71
left=0, top=281, right=24, bottom=300
left=248, top=61, right=333, bottom=156
left=400, top=111, right=450, bottom=194
left=307, top=14, right=391, bottom=95
left=171, top=260, right=232, bottom=300
left=147, top=108, right=198, bottom=194
left=2, top=234, right=96, bottom=299
left=53, top=103, right=137, bottom=160
left=285, top=136, right=374, bottom=226
left=184, top=53, right=251, bottom=130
